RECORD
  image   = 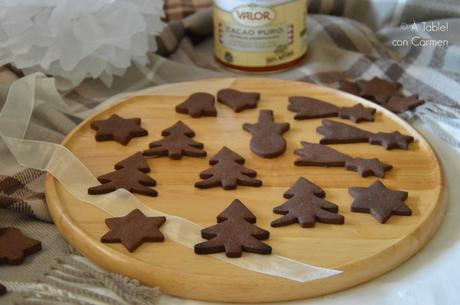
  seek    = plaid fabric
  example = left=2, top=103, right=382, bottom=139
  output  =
left=0, top=170, right=45, bottom=211
left=164, top=0, right=211, bottom=21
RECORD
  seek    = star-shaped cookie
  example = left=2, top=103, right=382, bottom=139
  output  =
left=101, top=209, right=166, bottom=252
left=358, top=77, right=401, bottom=104
left=345, top=158, right=393, bottom=178
left=368, top=131, right=414, bottom=150
left=0, top=227, right=42, bottom=265
left=338, top=104, right=376, bottom=123
left=384, top=95, right=425, bottom=113
left=91, top=114, right=148, bottom=145
left=349, top=180, right=411, bottom=223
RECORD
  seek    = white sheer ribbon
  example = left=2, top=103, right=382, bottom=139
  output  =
left=0, top=73, right=341, bottom=282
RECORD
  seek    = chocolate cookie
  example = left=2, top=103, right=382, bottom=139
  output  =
left=338, top=79, right=360, bottom=95
left=288, top=96, right=339, bottom=119
left=345, top=158, right=393, bottom=178
left=115, top=152, right=150, bottom=173
left=143, top=121, right=206, bottom=159
left=349, top=180, right=411, bottom=223
left=358, top=77, right=401, bottom=104
left=338, top=104, right=376, bottom=123
left=195, top=147, right=262, bottom=190
left=317, top=119, right=414, bottom=150
left=294, top=141, right=351, bottom=167
left=175, top=92, right=217, bottom=118
left=283, top=176, right=326, bottom=198
left=368, top=131, right=414, bottom=150
left=338, top=78, right=424, bottom=114
left=0, top=227, right=42, bottom=265
left=384, top=95, right=424, bottom=113
left=194, top=199, right=271, bottom=258
left=294, top=142, right=393, bottom=178
left=101, top=209, right=166, bottom=252
left=0, top=283, right=6, bottom=296
left=288, top=96, right=376, bottom=123
left=88, top=167, right=157, bottom=197
left=91, top=114, right=148, bottom=145
left=243, top=110, right=290, bottom=158
left=317, top=119, right=372, bottom=144
left=217, top=88, right=260, bottom=112
left=271, top=177, right=344, bottom=228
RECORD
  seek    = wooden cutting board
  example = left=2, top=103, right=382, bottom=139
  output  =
left=45, top=78, right=445, bottom=303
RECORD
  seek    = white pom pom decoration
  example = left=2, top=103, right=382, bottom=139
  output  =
left=0, top=0, right=165, bottom=89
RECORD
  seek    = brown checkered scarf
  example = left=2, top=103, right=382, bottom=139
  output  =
left=164, top=0, right=211, bottom=21
left=0, top=169, right=46, bottom=218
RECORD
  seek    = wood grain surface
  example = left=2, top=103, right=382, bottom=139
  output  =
left=45, top=78, right=445, bottom=303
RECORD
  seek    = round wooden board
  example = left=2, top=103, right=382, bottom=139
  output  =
left=45, top=78, right=445, bottom=303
